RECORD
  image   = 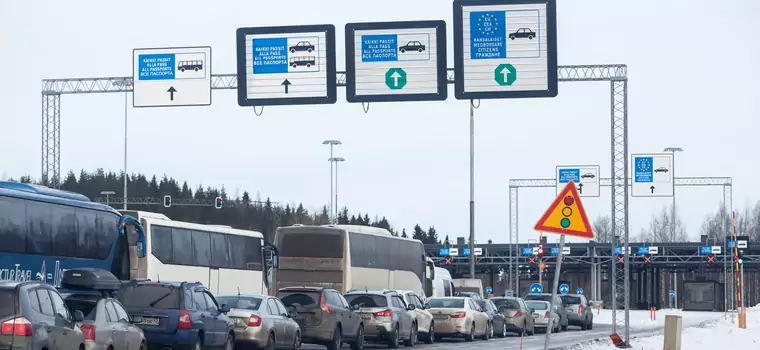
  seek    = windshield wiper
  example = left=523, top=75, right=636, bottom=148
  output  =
left=148, top=291, right=175, bottom=307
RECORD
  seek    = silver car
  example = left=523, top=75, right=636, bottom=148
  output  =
left=62, top=293, right=146, bottom=350
left=560, top=294, right=594, bottom=330
left=385, top=290, right=435, bottom=344
left=427, top=297, right=490, bottom=341
left=525, top=300, right=560, bottom=333
left=344, top=291, right=417, bottom=348
left=216, top=294, right=301, bottom=350
left=524, top=293, right=568, bottom=331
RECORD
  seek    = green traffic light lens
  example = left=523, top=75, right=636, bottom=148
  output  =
left=560, top=218, right=571, bottom=228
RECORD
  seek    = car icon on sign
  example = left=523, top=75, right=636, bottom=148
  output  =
left=581, top=173, right=596, bottom=179
left=289, top=41, right=314, bottom=53
left=399, top=41, right=425, bottom=53
left=509, top=28, right=535, bottom=40
left=654, top=167, right=669, bottom=173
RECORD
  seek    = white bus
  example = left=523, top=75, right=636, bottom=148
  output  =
left=272, top=224, right=435, bottom=297
left=120, top=211, right=267, bottom=295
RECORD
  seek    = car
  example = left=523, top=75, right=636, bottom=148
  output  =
left=216, top=293, right=301, bottom=350
left=0, top=280, right=85, bottom=350
left=426, top=297, right=490, bottom=342
left=490, top=297, right=535, bottom=336
left=655, top=167, right=669, bottom=173
left=343, top=290, right=417, bottom=348
left=399, top=41, right=425, bottom=53
left=524, top=300, right=560, bottom=333
left=277, top=286, right=364, bottom=350
left=523, top=293, right=568, bottom=331
left=119, top=280, right=235, bottom=350
left=581, top=173, right=596, bottom=179
left=289, top=41, right=314, bottom=53
left=509, top=28, right=535, bottom=40
left=454, top=291, right=482, bottom=300
left=383, top=290, right=435, bottom=344
left=475, top=299, right=508, bottom=338
left=560, top=294, right=594, bottom=330
left=59, top=268, right=146, bottom=350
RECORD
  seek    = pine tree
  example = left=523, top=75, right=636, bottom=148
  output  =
left=444, top=234, right=450, bottom=245
left=401, top=228, right=408, bottom=238
left=412, top=224, right=426, bottom=241
left=427, top=226, right=439, bottom=244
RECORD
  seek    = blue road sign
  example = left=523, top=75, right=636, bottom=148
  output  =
left=530, top=283, right=543, bottom=294
left=522, top=247, right=534, bottom=256
left=506, top=290, right=514, bottom=297
left=558, top=168, right=580, bottom=184
left=462, top=248, right=471, bottom=257
left=637, top=246, right=650, bottom=255
left=615, top=246, right=623, bottom=255
left=550, top=247, right=558, bottom=255
left=439, top=248, right=450, bottom=256
left=344, top=20, right=449, bottom=103
left=699, top=246, right=712, bottom=255
left=236, top=24, right=337, bottom=107
left=486, top=287, right=493, bottom=294
left=133, top=47, right=212, bottom=108
left=634, top=156, right=654, bottom=183
left=669, top=290, right=675, bottom=297
left=576, top=288, right=583, bottom=295
left=452, top=0, right=558, bottom=100
left=728, top=240, right=735, bottom=249
left=559, top=283, right=569, bottom=295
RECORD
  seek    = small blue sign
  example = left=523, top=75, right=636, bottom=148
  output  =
left=438, top=248, right=450, bottom=256
left=252, top=37, right=289, bottom=74
left=361, top=34, right=398, bottom=62
left=469, top=11, right=507, bottom=59
left=699, top=246, right=712, bottom=255
left=530, top=283, right=543, bottom=294
left=669, top=290, right=675, bottom=297
left=576, top=288, right=583, bottom=295
left=486, top=287, right=493, bottom=294
left=559, top=283, right=569, bottom=295
left=615, top=246, right=623, bottom=255
left=522, top=247, right=534, bottom=256
left=637, top=246, right=650, bottom=255
left=728, top=240, right=735, bottom=249
left=551, top=247, right=561, bottom=255
left=506, top=290, right=513, bottom=297
left=558, top=168, right=580, bottom=184
left=462, top=248, right=471, bottom=257
left=138, top=53, right=175, bottom=80
left=634, top=157, right=654, bottom=183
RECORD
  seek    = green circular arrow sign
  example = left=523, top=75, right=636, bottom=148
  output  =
left=494, top=63, right=517, bottom=86
left=385, top=68, right=407, bottom=90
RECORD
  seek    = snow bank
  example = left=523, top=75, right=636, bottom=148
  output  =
left=594, top=308, right=723, bottom=331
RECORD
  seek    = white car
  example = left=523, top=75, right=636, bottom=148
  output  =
left=385, top=289, right=436, bottom=343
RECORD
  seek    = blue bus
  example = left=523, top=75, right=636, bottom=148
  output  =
left=0, top=181, right=146, bottom=285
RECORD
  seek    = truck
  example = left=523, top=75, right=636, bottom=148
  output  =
left=453, top=278, right=484, bottom=299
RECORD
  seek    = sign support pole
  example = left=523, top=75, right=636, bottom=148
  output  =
left=543, top=234, right=565, bottom=350
left=733, top=211, right=738, bottom=322
left=468, top=100, right=476, bottom=279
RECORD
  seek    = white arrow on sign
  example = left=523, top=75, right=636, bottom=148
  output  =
left=500, top=66, right=511, bottom=82
left=391, top=71, right=401, bottom=87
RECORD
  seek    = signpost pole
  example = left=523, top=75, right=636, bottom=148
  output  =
left=468, top=100, right=476, bottom=279
left=740, top=262, right=745, bottom=328
left=544, top=235, right=565, bottom=350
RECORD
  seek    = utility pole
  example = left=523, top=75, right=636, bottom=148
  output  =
left=322, top=140, right=342, bottom=222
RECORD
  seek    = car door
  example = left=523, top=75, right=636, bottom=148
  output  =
left=265, top=298, right=285, bottom=348
left=468, top=299, right=486, bottom=334
left=273, top=298, right=295, bottom=347
left=407, top=293, right=431, bottom=331
left=332, top=292, right=359, bottom=338
left=191, top=290, right=215, bottom=346
left=112, top=300, right=143, bottom=350
left=102, top=300, right=127, bottom=349
left=519, top=299, right=534, bottom=330
left=49, top=289, right=81, bottom=350
left=394, top=295, right=412, bottom=336
left=202, top=291, right=227, bottom=347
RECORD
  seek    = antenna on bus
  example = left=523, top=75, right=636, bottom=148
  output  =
left=157, top=274, right=160, bottom=282
left=237, top=287, right=241, bottom=296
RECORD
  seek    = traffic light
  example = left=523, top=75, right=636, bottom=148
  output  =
left=163, top=195, right=172, bottom=208
left=707, top=255, right=715, bottom=263
left=215, top=197, right=223, bottom=209
left=537, top=245, right=544, bottom=258
left=561, top=195, right=574, bottom=228
left=738, top=249, right=744, bottom=264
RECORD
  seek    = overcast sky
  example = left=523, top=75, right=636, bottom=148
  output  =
left=1, top=0, right=758, bottom=244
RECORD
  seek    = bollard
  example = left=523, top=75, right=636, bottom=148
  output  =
left=663, top=315, right=683, bottom=350
left=597, top=303, right=600, bottom=315
left=654, top=306, right=657, bottom=321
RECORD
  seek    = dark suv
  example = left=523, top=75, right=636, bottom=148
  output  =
left=277, top=287, right=364, bottom=350
left=119, top=280, right=234, bottom=350
left=0, top=281, right=85, bottom=350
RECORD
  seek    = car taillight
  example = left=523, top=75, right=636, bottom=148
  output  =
left=544, top=311, right=551, bottom=318
left=1, top=317, right=32, bottom=336
left=450, top=311, right=466, bottom=318
left=514, top=310, right=523, bottom=317
left=80, top=324, right=96, bottom=341
left=374, top=309, right=392, bottom=317
left=248, top=314, right=262, bottom=327
left=578, top=305, right=584, bottom=313
left=179, top=310, right=192, bottom=329
left=320, top=293, right=332, bottom=314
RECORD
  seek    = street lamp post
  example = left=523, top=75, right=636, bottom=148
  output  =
left=113, top=79, right=133, bottom=210
left=329, top=157, right=345, bottom=224
left=663, top=147, right=683, bottom=309
left=100, top=190, right=115, bottom=206
left=322, top=140, right=342, bottom=222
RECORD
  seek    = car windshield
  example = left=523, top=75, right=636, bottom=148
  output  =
left=63, top=298, right=97, bottom=320
left=0, top=290, right=15, bottom=319
left=119, top=285, right=181, bottom=309
left=560, top=296, right=582, bottom=305
left=277, top=292, right=320, bottom=308
left=526, top=301, right=549, bottom=310
left=344, top=294, right=387, bottom=308
left=491, top=299, right=521, bottom=309
left=215, top=296, right=263, bottom=311
left=427, top=298, right=464, bottom=308
left=475, top=300, right=490, bottom=309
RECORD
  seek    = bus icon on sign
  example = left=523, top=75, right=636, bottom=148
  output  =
left=178, top=60, right=203, bottom=72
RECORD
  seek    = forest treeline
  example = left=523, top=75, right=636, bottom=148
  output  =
left=6, top=170, right=450, bottom=244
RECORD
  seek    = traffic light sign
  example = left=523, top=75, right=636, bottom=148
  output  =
left=528, top=257, right=536, bottom=264
left=534, top=181, right=593, bottom=238
left=707, top=255, right=715, bottom=263
left=617, top=255, right=624, bottom=263
left=163, top=195, right=172, bottom=208
left=215, top=197, right=223, bottom=209
left=537, top=245, right=544, bottom=257
left=540, top=261, right=547, bottom=270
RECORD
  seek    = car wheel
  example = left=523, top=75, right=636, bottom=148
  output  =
left=265, top=333, right=275, bottom=350
left=424, top=323, right=434, bottom=344
left=510, top=36, right=515, bottom=40
left=290, top=49, right=296, bottom=53
left=589, top=318, right=594, bottom=330
left=401, top=49, right=406, bottom=53
left=350, top=325, right=363, bottom=350
left=139, top=341, right=146, bottom=350
left=326, top=327, right=341, bottom=350
left=180, top=68, right=185, bottom=72
left=291, top=63, right=297, bottom=68
left=308, top=48, right=313, bottom=52
left=562, top=318, right=569, bottom=331
left=464, top=324, right=475, bottom=342
left=223, top=334, right=233, bottom=350
left=194, top=67, right=199, bottom=72
left=306, top=63, right=311, bottom=67
left=292, top=331, right=301, bottom=350
left=418, top=48, right=423, bottom=52
left=480, top=322, right=491, bottom=340
left=404, top=323, right=416, bottom=346
left=581, top=318, right=588, bottom=330
left=499, top=322, right=507, bottom=338
left=193, top=339, right=201, bottom=350
left=528, top=35, right=534, bottom=39
left=387, top=325, right=400, bottom=348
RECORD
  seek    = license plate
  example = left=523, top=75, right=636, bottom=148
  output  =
left=233, top=318, right=247, bottom=327
left=360, top=314, right=372, bottom=320
left=533, top=314, right=539, bottom=318
left=139, top=317, right=160, bottom=325
left=434, top=315, right=449, bottom=319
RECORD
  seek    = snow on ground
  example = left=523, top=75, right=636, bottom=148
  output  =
left=593, top=308, right=724, bottom=331
left=570, top=307, right=759, bottom=349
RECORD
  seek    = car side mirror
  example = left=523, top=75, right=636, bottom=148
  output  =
left=424, top=303, right=431, bottom=310
left=73, top=310, right=85, bottom=323
left=131, top=315, right=143, bottom=324
left=407, top=304, right=416, bottom=311
left=350, top=304, right=361, bottom=311
left=220, top=304, right=231, bottom=313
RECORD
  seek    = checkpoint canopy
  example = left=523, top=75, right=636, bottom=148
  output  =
left=452, top=0, right=558, bottom=100
left=556, top=165, right=600, bottom=198
left=236, top=24, right=337, bottom=107
left=344, top=20, right=448, bottom=103
left=133, top=47, right=212, bottom=108
left=631, top=153, right=674, bottom=197
left=535, top=180, right=594, bottom=239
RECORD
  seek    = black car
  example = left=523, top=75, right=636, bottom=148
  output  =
left=655, top=167, right=669, bottom=173
left=399, top=41, right=425, bottom=53
left=289, top=41, right=315, bottom=53
left=277, top=286, right=364, bottom=350
left=509, top=28, right=535, bottom=40
left=475, top=299, right=508, bottom=338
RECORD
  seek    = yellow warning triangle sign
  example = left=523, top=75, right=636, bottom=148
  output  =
left=534, top=180, right=594, bottom=239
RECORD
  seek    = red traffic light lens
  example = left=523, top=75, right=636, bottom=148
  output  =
left=563, top=196, right=574, bottom=206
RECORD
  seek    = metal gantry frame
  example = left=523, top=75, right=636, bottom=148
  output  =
left=509, top=176, right=732, bottom=340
